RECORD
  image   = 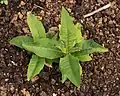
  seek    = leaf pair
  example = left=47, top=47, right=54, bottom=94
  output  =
left=10, top=7, right=108, bottom=87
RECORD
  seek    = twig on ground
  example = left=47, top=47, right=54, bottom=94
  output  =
left=30, top=4, right=45, bottom=12
left=83, top=1, right=116, bottom=18
left=45, top=63, right=52, bottom=68
left=34, top=4, right=44, bottom=10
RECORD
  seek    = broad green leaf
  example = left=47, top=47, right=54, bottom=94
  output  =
left=70, top=43, right=83, bottom=53
left=61, top=64, right=82, bottom=84
left=56, top=41, right=67, bottom=54
left=10, top=36, right=33, bottom=48
left=30, top=38, right=58, bottom=47
left=80, top=40, right=108, bottom=54
left=70, top=47, right=81, bottom=53
left=27, top=13, right=46, bottom=41
left=23, top=44, right=62, bottom=59
left=60, top=54, right=80, bottom=87
left=60, top=7, right=76, bottom=52
left=73, top=53, right=92, bottom=62
left=72, top=40, right=108, bottom=61
left=22, top=38, right=63, bottom=59
left=75, top=23, right=84, bottom=43
left=27, top=55, right=44, bottom=81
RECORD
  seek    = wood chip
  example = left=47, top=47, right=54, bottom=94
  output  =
left=21, top=88, right=30, bottom=96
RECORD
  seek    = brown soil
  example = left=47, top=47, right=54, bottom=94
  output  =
left=0, top=0, right=120, bottom=96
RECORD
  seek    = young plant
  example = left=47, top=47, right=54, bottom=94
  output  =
left=0, top=0, right=8, bottom=5
left=10, top=7, right=108, bottom=87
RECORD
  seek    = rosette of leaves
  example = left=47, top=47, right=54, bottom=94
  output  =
left=10, top=7, right=108, bottom=87
left=0, top=0, right=8, bottom=5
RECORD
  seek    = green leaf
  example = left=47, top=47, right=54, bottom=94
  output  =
left=52, top=32, right=59, bottom=40
left=80, top=65, right=82, bottom=76
left=72, top=40, right=108, bottom=62
left=10, top=36, right=33, bottom=48
left=80, top=40, right=108, bottom=54
left=45, top=59, right=52, bottom=65
left=27, top=55, right=44, bottom=81
left=70, top=43, right=83, bottom=53
left=61, top=74, right=68, bottom=83
left=73, top=53, right=92, bottom=62
left=61, top=64, right=82, bottom=84
left=0, top=0, right=8, bottom=5
left=56, top=41, right=67, bottom=54
left=22, top=38, right=63, bottom=59
left=30, top=38, right=58, bottom=47
left=60, top=54, right=80, bottom=87
left=60, top=7, right=76, bottom=52
left=75, top=23, right=84, bottom=43
left=52, top=58, right=60, bottom=63
left=27, top=13, right=46, bottom=41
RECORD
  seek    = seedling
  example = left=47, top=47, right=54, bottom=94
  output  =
left=0, top=0, right=8, bottom=5
left=10, top=7, right=108, bottom=87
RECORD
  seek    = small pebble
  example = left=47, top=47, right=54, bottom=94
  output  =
left=61, top=93, right=65, bottom=96
left=108, top=20, right=113, bottom=25
left=22, top=27, right=29, bottom=33
left=11, top=14, right=18, bottom=23
left=53, top=93, right=57, bottom=96
left=5, top=78, right=9, bottom=82
left=18, top=12, right=23, bottom=19
left=20, top=1, right=25, bottom=6
left=40, top=91, right=47, bottom=96
left=51, top=79, right=56, bottom=85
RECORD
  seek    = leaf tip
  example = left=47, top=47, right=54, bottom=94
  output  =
left=102, top=48, right=109, bottom=52
left=9, top=40, right=12, bottom=44
left=105, top=48, right=109, bottom=52
left=77, top=85, right=80, bottom=88
left=61, top=6, right=67, bottom=13
left=9, top=39, right=17, bottom=47
left=62, top=6, right=65, bottom=10
left=27, top=77, right=30, bottom=81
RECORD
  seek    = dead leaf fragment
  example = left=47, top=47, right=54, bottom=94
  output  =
left=21, top=88, right=30, bottom=96
left=31, top=76, right=39, bottom=83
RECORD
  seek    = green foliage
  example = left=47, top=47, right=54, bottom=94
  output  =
left=27, top=55, right=44, bottom=81
left=0, top=0, right=8, bottom=5
left=10, top=36, right=33, bottom=49
left=60, top=7, right=77, bottom=53
left=60, top=54, right=80, bottom=87
left=27, top=13, right=46, bottom=41
left=10, top=13, right=48, bottom=81
left=22, top=38, right=63, bottom=59
left=10, top=7, right=108, bottom=87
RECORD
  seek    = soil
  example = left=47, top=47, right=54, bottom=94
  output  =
left=0, top=0, right=120, bottom=96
